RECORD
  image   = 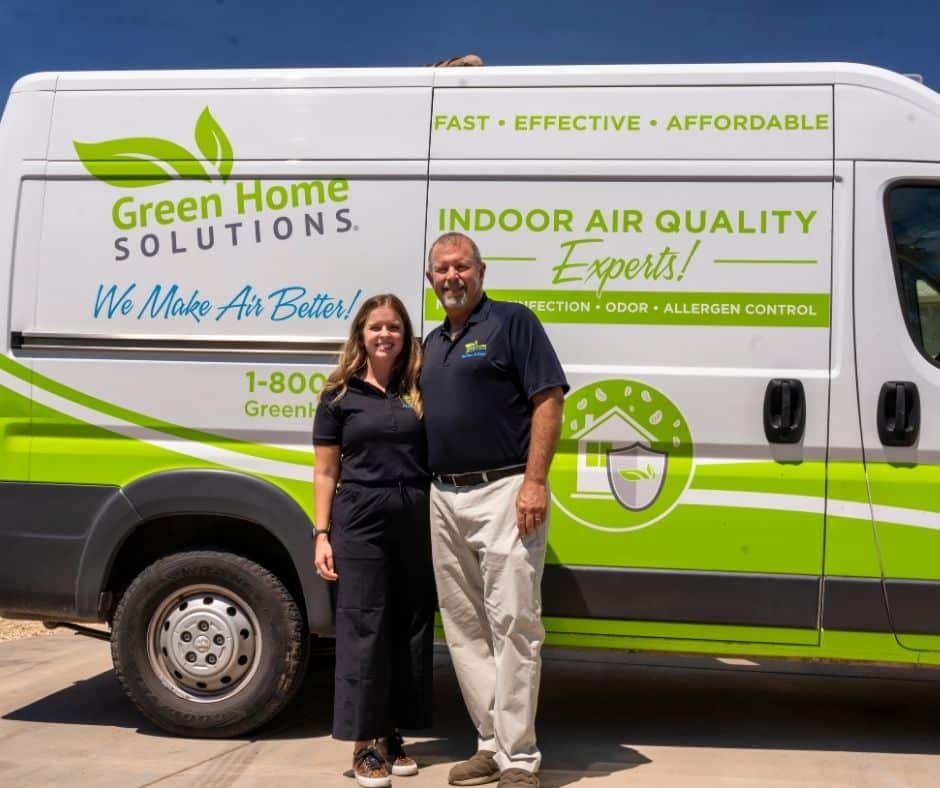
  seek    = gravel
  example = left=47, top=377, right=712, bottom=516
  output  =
left=0, top=618, right=55, bottom=642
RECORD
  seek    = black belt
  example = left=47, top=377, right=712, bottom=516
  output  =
left=434, top=464, right=526, bottom=488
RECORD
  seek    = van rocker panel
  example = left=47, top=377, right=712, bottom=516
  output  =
left=821, top=576, right=893, bottom=633
left=541, top=564, right=821, bottom=629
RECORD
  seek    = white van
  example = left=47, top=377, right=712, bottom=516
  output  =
left=1, top=62, right=938, bottom=737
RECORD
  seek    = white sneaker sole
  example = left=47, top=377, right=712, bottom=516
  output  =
left=391, top=762, right=419, bottom=776
left=354, top=774, right=391, bottom=788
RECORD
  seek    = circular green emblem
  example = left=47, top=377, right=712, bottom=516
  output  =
left=550, top=379, right=694, bottom=532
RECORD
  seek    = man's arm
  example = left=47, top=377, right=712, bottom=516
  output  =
left=516, top=386, right=564, bottom=538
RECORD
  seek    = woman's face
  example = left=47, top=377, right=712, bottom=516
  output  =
left=361, top=305, right=405, bottom=366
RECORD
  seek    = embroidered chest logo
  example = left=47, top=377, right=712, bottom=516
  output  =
left=461, top=340, right=488, bottom=359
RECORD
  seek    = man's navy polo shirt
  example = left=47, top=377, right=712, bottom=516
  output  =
left=420, top=294, right=568, bottom=474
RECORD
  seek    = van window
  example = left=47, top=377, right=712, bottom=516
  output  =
left=887, top=185, right=940, bottom=365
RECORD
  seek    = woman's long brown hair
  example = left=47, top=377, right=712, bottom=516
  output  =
left=322, top=293, right=423, bottom=418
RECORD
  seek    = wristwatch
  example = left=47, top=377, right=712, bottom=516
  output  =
left=313, top=528, right=330, bottom=538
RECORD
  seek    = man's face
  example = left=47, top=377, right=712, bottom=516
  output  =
left=426, top=239, right=486, bottom=312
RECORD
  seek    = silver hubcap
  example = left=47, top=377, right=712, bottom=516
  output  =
left=147, top=585, right=261, bottom=702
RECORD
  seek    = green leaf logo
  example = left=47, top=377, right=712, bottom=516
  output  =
left=194, top=107, right=233, bottom=182
left=73, top=108, right=235, bottom=188
left=72, top=138, right=210, bottom=187
left=619, top=464, right=657, bottom=482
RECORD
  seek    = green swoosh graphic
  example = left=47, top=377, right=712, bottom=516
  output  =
left=0, top=355, right=312, bottom=467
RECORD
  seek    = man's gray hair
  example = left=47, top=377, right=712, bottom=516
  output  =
left=427, top=232, right=483, bottom=271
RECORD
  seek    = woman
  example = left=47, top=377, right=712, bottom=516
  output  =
left=313, top=294, right=435, bottom=788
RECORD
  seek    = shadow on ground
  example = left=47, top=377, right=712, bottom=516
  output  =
left=1, top=647, right=337, bottom=740
left=7, top=644, right=940, bottom=786
left=261, top=648, right=648, bottom=787
left=535, top=653, right=940, bottom=758
left=3, top=667, right=159, bottom=733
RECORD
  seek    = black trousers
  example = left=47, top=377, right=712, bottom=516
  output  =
left=330, top=482, right=435, bottom=741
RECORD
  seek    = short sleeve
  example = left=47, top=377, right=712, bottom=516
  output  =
left=508, top=307, right=569, bottom=400
left=312, top=390, right=343, bottom=445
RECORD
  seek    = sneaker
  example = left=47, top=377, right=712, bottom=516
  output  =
left=377, top=731, right=419, bottom=776
left=352, top=745, right=391, bottom=788
left=498, top=769, right=539, bottom=787
left=448, top=750, right=500, bottom=786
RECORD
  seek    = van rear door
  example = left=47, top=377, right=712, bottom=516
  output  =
left=0, top=85, right=53, bottom=484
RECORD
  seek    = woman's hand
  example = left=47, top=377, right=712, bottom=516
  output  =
left=314, top=534, right=338, bottom=581
left=313, top=444, right=341, bottom=582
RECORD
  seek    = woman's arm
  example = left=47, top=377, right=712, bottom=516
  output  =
left=313, top=444, right=341, bottom=581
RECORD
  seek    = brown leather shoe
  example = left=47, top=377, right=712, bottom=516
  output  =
left=448, top=749, right=500, bottom=785
left=498, top=768, right=539, bottom=787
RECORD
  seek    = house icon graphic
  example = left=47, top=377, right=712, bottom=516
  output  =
left=571, top=405, right=660, bottom=500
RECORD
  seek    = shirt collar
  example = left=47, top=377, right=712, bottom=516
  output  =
left=349, top=372, right=402, bottom=396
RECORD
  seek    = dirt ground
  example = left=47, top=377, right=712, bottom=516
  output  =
left=0, top=617, right=54, bottom=642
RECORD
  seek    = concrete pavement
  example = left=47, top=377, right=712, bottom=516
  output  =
left=2, top=632, right=940, bottom=786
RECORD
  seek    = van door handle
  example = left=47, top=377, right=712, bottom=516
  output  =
left=877, top=381, right=920, bottom=447
left=763, top=379, right=806, bottom=443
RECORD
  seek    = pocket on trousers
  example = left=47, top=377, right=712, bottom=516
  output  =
left=331, top=486, right=388, bottom=558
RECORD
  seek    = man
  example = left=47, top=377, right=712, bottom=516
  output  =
left=420, top=232, right=567, bottom=788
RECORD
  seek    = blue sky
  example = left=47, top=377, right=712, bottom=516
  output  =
left=1, top=0, right=940, bottom=105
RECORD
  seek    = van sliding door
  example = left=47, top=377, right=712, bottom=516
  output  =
left=427, top=82, right=833, bottom=645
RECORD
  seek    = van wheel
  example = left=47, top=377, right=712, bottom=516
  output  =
left=111, top=550, right=308, bottom=737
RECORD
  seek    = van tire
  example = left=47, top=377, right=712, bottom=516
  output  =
left=111, top=549, right=308, bottom=738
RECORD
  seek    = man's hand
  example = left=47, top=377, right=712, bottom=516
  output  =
left=515, top=386, right=563, bottom=538
left=516, top=477, right=548, bottom=538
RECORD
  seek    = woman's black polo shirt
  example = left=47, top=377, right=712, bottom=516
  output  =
left=312, top=376, right=428, bottom=484
left=420, top=294, right=568, bottom=474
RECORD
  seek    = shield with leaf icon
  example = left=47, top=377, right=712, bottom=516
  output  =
left=606, top=443, right=668, bottom=511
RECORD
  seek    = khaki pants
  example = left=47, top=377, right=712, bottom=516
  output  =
left=430, top=474, right=547, bottom=773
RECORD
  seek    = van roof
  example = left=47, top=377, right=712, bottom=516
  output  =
left=12, top=62, right=940, bottom=162
left=10, top=62, right=936, bottom=102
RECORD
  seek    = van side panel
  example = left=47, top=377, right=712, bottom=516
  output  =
left=48, top=88, right=432, bottom=161
left=836, top=85, right=940, bottom=162
left=3, top=83, right=433, bottom=624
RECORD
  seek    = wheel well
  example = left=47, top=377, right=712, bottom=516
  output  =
left=104, top=514, right=307, bottom=625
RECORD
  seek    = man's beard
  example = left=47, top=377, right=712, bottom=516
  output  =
left=443, top=288, right=467, bottom=307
